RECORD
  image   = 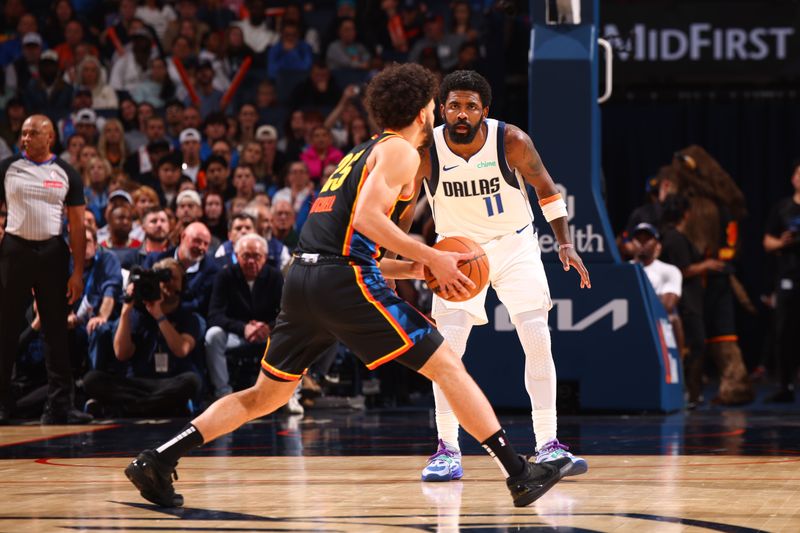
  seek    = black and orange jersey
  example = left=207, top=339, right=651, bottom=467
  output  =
left=298, top=131, right=411, bottom=264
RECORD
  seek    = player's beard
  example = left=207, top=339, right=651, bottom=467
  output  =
left=419, top=115, right=434, bottom=149
left=446, top=118, right=480, bottom=144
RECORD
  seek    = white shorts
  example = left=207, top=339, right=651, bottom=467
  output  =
left=431, top=225, right=552, bottom=326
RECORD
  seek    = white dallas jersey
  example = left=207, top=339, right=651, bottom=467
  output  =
left=424, top=119, right=534, bottom=244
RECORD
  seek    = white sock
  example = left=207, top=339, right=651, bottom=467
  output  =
left=433, top=381, right=460, bottom=450
left=431, top=314, right=473, bottom=452
left=532, top=409, right=557, bottom=450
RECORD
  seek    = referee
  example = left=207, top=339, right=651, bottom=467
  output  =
left=0, top=114, right=90, bottom=424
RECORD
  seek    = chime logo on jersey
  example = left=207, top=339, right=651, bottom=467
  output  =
left=441, top=176, right=501, bottom=197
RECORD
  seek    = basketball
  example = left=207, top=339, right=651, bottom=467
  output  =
left=424, top=236, right=489, bottom=302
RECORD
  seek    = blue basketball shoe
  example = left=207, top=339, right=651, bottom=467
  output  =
left=535, top=439, right=588, bottom=477
left=421, top=440, right=463, bottom=482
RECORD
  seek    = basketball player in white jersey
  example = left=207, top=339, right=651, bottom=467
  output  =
left=417, top=70, right=591, bottom=481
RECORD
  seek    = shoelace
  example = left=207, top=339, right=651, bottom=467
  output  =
left=427, top=441, right=459, bottom=463
left=539, top=439, right=570, bottom=455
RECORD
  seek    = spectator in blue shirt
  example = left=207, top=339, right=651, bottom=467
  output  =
left=267, top=21, right=313, bottom=81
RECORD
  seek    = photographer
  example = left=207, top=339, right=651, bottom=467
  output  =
left=205, top=233, right=282, bottom=398
left=764, top=161, right=800, bottom=402
left=83, top=258, right=202, bottom=417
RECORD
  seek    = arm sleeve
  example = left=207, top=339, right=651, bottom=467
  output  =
left=59, top=159, right=85, bottom=206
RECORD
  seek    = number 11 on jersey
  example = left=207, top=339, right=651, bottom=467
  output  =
left=484, top=193, right=504, bottom=217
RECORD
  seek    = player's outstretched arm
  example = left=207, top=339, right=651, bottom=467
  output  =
left=505, top=124, right=591, bottom=289
left=353, top=138, right=474, bottom=298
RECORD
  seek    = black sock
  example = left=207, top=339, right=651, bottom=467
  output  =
left=154, top=424, right=204, bottom=465
left=481, top=428, right=525, bottom=478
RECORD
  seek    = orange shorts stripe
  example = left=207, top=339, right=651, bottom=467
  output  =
left=538, top=193, right=563, bottom=207
left=260, top=339, right=303, bottom=381
left=706, top=335, right=738, bottom=344
left=353, top=265, right=413, bottom=368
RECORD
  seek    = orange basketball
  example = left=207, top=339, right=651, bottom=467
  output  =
left=424, top=236, right=489, bottom=302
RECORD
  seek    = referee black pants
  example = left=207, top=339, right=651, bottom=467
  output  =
left=0, top=234, right=74, bottom=413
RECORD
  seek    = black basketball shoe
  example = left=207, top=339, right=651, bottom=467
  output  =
left=125, top=449, right=184, bottom=507
left=506, top=457, right=562, bottom=507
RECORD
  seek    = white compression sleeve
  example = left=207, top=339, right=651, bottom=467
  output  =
left=431, top=310, right=473, bottom=450
left=513, top=309, right=557, bottom=449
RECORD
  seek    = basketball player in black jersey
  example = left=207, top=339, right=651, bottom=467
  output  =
left=124, top=64, right=563, bottom=509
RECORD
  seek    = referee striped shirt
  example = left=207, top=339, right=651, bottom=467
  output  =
left=0, top=154, right=84, bottom=241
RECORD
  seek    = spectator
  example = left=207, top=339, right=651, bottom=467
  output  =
left=154, top=152, right=183, bottom=208
left=211, top=138, right=236, bottom=168
left=267, top=20, right=313, bottom=81
left=122, top=206, right=172, bottom=269
left=83, top=257, right=202, bottom=417
left=255, top=125, right=287, bottom=191
left=240, top=140, right=266, bottom=182
left=204, top=154, right=232, bottom=198
left=182, top=105, right=202, bottom=132
left=202, top=112, right=228, bottom=156
left=619, top=174, right=678, bottom=260
left=278, top=109, right=307, bottom=162
left=166, top=35, right=196, bottom=102
left=206, top=232, right=282, bottom=398
left=109, top=27, right=153, bottom=93
left=326, top=17, right=371, bottom=70
left=172, top=190, right=210, bottom=248
left=192, top=60, right=223, bottom=119
left=135, top=0, right=177, bottom=43
left=0, top=98, right=26, bottom=151
left=76, top=144, right=100, bottom=176
left=254, top=81, right=287, bottom=132
left=290, top=61, right=341, bottom=115
left=61, top=133, right=86, bottom=166
left=99, top=204, right=142, bottom=260
left=97, top=189, right=136, bottom=243
left=213, top=212, right=257, bottom=267
left=178, top=128, right=203, bottom=184
left=409, top=13, right=464, bottom=72
left=230, top=164, right=258, bottom=209
left=83, top=156, right=112, bottom=226
left=77, top=226, right=122, bottom=338
left=450, top=0, right=482, bottom=43
left=164, top=99, right=185, bottom=141
left=344, top=115, right=371, bottom=153
left=203, top=191, right=228, bottom=242
left=232, top=0, right=278, bottom=54
left=163, top=0, right=210, bottom=52
left=300, top=126, right=344, bottom=183
left=129, top=57, right=175, bottom=109
left=763, top=161, right=800, bottom=402
left=54, top=20, right=96, bottom=77
left=271, top=198, right=299, bottom=250
left=100, top=0, right=138, bottom=60
left=243, top=202, right=291, bottom=271
left=130, top=186, right=159, bottom=241
left=5, top=32, right=43, bottom=95
left=97, top=119, right=128, bottom=171
left=41, top=0, right=74, bottom=48
left=324, top=84, right=363, bottom=149
left=274, top=161, right=315, bottom=216
left=73, top=108, right=101, bottom=146
left=24, top=50, right=74, bottom=125
left=221, top=25, right=256, bottom=87
left=120, top=98, right=144, bottom=152
left=235, top=103, right=259, bottom=151
left=144, top=222, right=219, bottom=315
left=125, top=115, right=168, bottom=182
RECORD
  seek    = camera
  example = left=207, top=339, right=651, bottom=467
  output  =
left=126, top=266, right=172, bottom=304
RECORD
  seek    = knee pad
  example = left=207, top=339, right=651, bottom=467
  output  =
left=436, top=310, right=473, bottom=358
left=513, top=310, right=553, bottom=380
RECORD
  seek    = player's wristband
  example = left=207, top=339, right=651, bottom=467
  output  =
left=558, top=243, right=574, bottom=250
left=156, top=315, right=168, bottom=324
left=539, top=193, right=568, bottom=222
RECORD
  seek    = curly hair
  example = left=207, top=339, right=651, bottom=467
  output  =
left=439, top=70, right=492, bottom=108
left=365, top=63, right=438, bottom=130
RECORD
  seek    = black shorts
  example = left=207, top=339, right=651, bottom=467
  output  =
left=260, top=258, right=443, bottom=382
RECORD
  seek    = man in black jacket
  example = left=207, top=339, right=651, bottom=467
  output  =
left=204, top=233, right=282, bottom=398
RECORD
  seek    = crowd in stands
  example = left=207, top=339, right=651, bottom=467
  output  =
left=0, top=0, right=503, bottom=419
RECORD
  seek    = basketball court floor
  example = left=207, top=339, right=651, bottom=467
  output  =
left=1, top=407, right=799, bottom=532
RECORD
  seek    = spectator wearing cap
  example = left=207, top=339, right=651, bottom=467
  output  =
left=57, top=90, right=94, bottom=144
left=97, top=189, right=134, bottom=241
left=192, top=61, right=224, bottom=120
left=409, top=13, right=465, bottom=71
left=205, top=233, right=282, bottom=398
left=255, top=125, right=287, bottom=190
left=179, top=128, right=203, bottom=186
left=23, top=49, right=74, bottom=125
left=174, top=190, right=207, bottom=240
left=74, top=56, right=119, bottom=113
left=144, top=221, right=220, bottom=315
left=630, top=223, right=683, bottom=313
left=5, top=32, right=43, bottom=95
left=74, top=108, right=101, bottom=146
left=618, top=174, right=678, bottom=260
left=83, top=156, right=113, bottom=226
left=109, top=27, right=153, bottom=92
